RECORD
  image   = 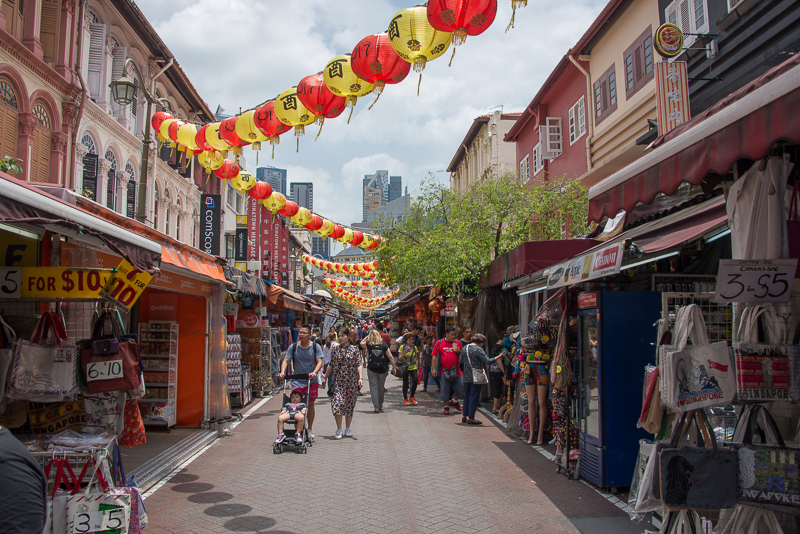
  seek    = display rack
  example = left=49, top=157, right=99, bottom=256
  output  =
left=139, top=321, right=178, bottom=430
left=239, top=327, right=272, bottom=396
left=228, top=333, right=252, bottom=407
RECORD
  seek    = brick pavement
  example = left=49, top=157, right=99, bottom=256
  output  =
left=142, top=378, right=633, bottom=534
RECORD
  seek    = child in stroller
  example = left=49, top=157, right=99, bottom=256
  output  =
left=276, top=389, right=307, bottom=446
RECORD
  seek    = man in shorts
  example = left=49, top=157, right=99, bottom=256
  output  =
left=279, top=324, right=323, bottom=440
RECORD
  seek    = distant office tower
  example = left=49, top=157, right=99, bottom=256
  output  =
left=312, top=235, right=330, bottom=260
left=290, top=182, right=314, bottom=210
left=389, top=176, right=402, bottom=203
left=256, top=167, right=287, bottom=196
left=363, top=170, right=389, bottom=223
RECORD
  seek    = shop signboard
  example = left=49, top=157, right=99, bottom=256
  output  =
left=547, top=242, right=625, bottom=289
left=234, top=228, right=247, bottom=262
left=0, top=267, right=113, bottom=300
left=655, top=61, right=691, bottom=136
left=0, top=230, right=38, bottom=267
left=236, top=215, right=248, bottom=227
left=200, top=195, right=221, bottom=257
left=247, top=197, right=260, bottom=267
left=149, top=294, right=177, bottom=321
left=714, top=259, right=797, bottom=303
left=99, top=259, right=153, bottom=313
left=442, top=301, right=456, bottom=317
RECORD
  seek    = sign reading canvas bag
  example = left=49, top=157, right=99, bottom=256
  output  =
left=10, top=312, right=78, bottom=400
left=735, top=306, right=791, bottom=402
left=660, top=305, right=735, bottom=412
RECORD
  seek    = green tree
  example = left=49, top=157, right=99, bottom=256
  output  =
left=0, top=156, right=22, bottom=176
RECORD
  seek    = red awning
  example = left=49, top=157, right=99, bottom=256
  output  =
left=631, top=196, right=727, bottom=254
left=481, top=239, right=599, bottom=288
left=589, top=53, right=800, bottom=223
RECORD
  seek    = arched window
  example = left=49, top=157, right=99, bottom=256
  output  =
left=0, top=77, right=19, bottom=167
left=104, top=149, right=117, bottom=211
left=164, top=190, right=171, bottom=236
left=80, top=133, right=98, bottom=201
left=153, top=183, right=159, bottom=231
left=30, top=103, right=51, bottom=183
left=125, top=162, right=136, bottom=218
left=192, top=209, right=197, bottom=248
left=176, top=198, right=181, bottom=241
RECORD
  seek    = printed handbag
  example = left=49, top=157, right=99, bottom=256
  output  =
left=80, top=312, right=140, bottom=393
left=83, top=391, right=126, bottom=435
left=787, top=181, right=800, bottom=278
left=467, top=347, right=489, bottom=385
left=10, top=311, right=78, bottom=400
left=735, top=306, right=790, bottom=402
left=659, top=410, right=738, bottom=510
left=118, top=400, right=146, bottom=448
left=733, top=404, right=800, bottom=508
left=66, top=457, right=131, bottom=534
left=114, top=445, right=148, bottom=533
left=441, top=366, right=458, bottom=382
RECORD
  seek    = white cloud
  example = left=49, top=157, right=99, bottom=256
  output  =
left=134, top=0, right=605, bottom=225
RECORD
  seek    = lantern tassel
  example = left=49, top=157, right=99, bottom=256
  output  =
left=417, top=73, right=423, bottom=97
left=506, top=8, right=516, bottom=32
left=372, top=80, right=385, bottom=96
left=413, top=56, right=427, bottom=73
left=272, top=145, right=275, bottom=159
left=347, top=107, right=354, bottom=124
left=449, top=47, right=457, bottom=68
left=296, top=137, right=299, bottom=153
left=453, top=28, right=468, bottom=46
left=315, top=118, right=325, bottom=142
left=368, top=91, right=382, bottom=111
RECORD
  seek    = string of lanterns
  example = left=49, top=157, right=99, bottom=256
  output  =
left=331, top=286, right=398, bottom=308
left=302, top=255, right=380, bottom=278
left=323, top=278, right=383, bottom=288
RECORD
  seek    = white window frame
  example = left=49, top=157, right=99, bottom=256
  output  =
left=519, top=154, right=530, bottom=180
left=532, top=143, right=543, bottom=176
left=540, top=117, right=563, bottom=160
left=665, top=0, right=709, bottom=51
left=569, top=97, right=586, bottom=145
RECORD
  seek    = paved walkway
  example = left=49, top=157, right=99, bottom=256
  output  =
left=142, top=378, right=637, bottom=534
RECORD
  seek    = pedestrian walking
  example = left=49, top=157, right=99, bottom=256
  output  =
left=399, top=333, right=420, bottom=405
left=320, top=332, right=339, bottom=390
left=421, top=335, right=439, bottom=392
left=460, top=334, right=503, bottom=424
left=431, top=326, right=463, bottom=415
left=489, top=337, right=507, bottom=414
left=360, top=328, right=395, bottom=413
left=322, top=327, right=363, bottom=439
left=279, top=324, right=324, bottom=440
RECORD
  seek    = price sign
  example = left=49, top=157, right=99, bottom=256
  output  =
left=0, top=267, right=22, bottom=299
left=99, top=260, right=153, bottom=313
left=714, top=259, right=797, bottom=303
left=71, top=505, right=128, bottom=533
left=86, top=359, right=124, bottom=382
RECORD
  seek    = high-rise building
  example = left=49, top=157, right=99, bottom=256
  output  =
left=363, top=170, right=394, bottom=223
left=311, top=235, right=330, bottom=259
left=389, top=176, right=403, bottom=203
left=290, top=182, right=314, bottom=210
left=256, top=167, right=287, bottom=196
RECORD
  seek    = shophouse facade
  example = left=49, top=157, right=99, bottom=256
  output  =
left=448, top=110, right=519, bottom=193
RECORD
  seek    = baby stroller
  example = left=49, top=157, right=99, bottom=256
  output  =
left=273, top=373, right=313, bottom=454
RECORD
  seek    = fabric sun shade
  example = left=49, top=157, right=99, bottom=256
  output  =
left=481, top=239, right=599, bottom=288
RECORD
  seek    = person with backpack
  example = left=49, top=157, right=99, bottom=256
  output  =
left=279, top=324, right=324, bottom=440
left=431, top=326, right=464, bottom=415
left=360, top=328, right=396, bottom=413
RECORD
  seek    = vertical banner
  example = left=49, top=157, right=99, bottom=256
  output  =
left=259, top=210, right=291, bottom=288
left=247, top=197, right=260, bottom=275
left=200, top=195, right=221, bottom=256
left=655, top=61, right=691, bottom=136
left=234, top=228, right=247, bottom=262
left=279, top=217, right=289, bottom=289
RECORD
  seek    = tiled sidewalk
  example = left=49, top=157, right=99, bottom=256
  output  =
left=142, top=378, right=633, bottom=534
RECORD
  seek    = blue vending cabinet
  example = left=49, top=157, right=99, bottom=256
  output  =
left=577, top=291, right=661, bottom=489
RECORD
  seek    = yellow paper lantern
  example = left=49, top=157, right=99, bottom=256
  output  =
left=323, top=54, right=375, bottom=122
left=290, top=207, right=312, bottom=226
left=261, top=192, right=287, bottom=215
left=159, top=118, right=178, bottom=145
left=235, top=110, right=269, bottom=160
left=231, top=171, right=256, bottom=192
left=315, top=219, right=335, bottom=237
left=274, top=87, right=315, bottom=139
left=337, top=227, right=355, bottom=244
left=197, top=150, right=224, bottom=171
left=176, top=123, right=200, bottom=154
left=360, top=234, right=375, bottom=249
left=388, top=6, right=452, bottom=73
left=205, top=122, right=233, bottom=155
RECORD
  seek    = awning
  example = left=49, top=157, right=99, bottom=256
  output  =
left=589, top=53, right=800, bottom=223
left=160, top=246, right=227, bottom=284
left=0, top=174, right=161, bottom=272
left=283, top=296, right=306, bottom=312
left=267, top=284, right=313, bottom=312
left=310, top=305, right=324, bottom=315
left=481, top=239, right=600, bottom=288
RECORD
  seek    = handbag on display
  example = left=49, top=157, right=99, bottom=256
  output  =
left=80, top=312, right=141, bottom=394
left=66, top=457, right=131, bottom=534
left=10, top=312, right=79, bottom=401
left=118, top=400, right=146, bottom=448
left=0, top=314, right=16, bottom=402
left=114, top=445, right=148, bottom=533
left=788, top=321, right=800, bottom=404
left=786, top=181, right=800, bottom=278
left=658, top=410, right=738, bottom=510
left=735, top=306, right=790, bottom=403
left=659, top=305, right=736, bottom=412
left=467, top=347, right=489, bottom=385
left=733, top=404, right=800, bottom=508
left=83, top=391, right=126, bottom=435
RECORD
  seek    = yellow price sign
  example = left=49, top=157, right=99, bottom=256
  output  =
left=99, top=260, right=153, bottom=312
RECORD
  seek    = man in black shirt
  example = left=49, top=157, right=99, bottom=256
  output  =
left=0, top=426, right=47, bottom=533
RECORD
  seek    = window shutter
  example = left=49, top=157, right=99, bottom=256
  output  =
left=30, top=128, right=50, bottom=183
left=600, top=79, right=609, bottom=112
left=106, top=170, right=115, bottom=210
left=40, top=0, right=60, bottom=66
left=568, top=106, right=576, bottom=143
left=0, top=105, right=18, bottom=160
left=87, top=24, right=106, bottom=99
left=678, top=0, right=693, bottom=45
left=633, top=44, right=644, bottom=89
left=111, top=46, right=127, bottom=82
left=543, top=117, right=562, bottom=158
left=126, top=180, right=136, bottom=218
left=82, top=153, right=97, bottom=201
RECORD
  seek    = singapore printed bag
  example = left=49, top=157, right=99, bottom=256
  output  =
left=10, top=312, right=78, bottom=400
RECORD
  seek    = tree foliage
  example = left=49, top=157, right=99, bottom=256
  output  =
left=373, top=172, right=590, bottom=296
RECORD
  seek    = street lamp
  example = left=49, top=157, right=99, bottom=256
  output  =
left=109, top=59, right=173, bottom=225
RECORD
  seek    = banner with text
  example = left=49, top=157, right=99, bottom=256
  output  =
left=546, top=242, right=625, bottom=289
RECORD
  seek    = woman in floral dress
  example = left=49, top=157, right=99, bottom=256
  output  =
left=322, top=327, right=363, bottom=439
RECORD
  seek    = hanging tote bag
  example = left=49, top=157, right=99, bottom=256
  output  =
left=788, top=321, right=800, bottom=404
left=467, top=346, right=489, bottom=385
left=10, top=312, right=78, bottom=400
left=66, top=456, right=131, bottom=534
left=786, top=181, right=800, bottom=278
left=118, top=399, right=146, bottom=448
left=80, top=312, right=141, bottom=393
left=735, top=306, right=791, bottom=403
left=0, top=314, right=16, bottom=401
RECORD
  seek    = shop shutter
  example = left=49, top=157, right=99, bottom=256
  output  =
left=126, top=180, right=135, bottom=218
left=0, top=105, right=18, bottom=160
left=30, top=127, right=50, bottom=183
left=40, top=0, right=60, bottom=66
left=87, top=23, right=106, bottom=99
left=82, top=153, right=97, bottom=201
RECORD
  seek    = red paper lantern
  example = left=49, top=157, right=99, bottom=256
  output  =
left=297, top=73, right=347, bottom=128
left=195, top=124, right=213, bottom=152
left=254, top=100, right=291, bottom=158
left=214, top=159, right=240, bottom=180
left=330, top=224, right=345, bottom=239
left=151, top=111, right=172, bottom=133
left=219, top=116, right=248, bottom=155
left=351, top=33, right=411, bottom=96
left=416, top=310, right=426, bottom=322
left=349, top=231, right=364, bottom=247
left=278, top=200, right=299, bottom=218
left=427, top=0, right=498, bottom=45
left=167, top=120, right=185, bottom=144
left=306, top=215, right=323, bottom=231
left=247, top=182, right=272, bottom=200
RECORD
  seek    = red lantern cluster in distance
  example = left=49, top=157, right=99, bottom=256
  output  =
left=351, top=33, right=411, bottom=94
left=427, top=0, right=498, bottom=45
left=214, top=159, right=240, bottom=180
left=247, top=181, right=272, bottom=200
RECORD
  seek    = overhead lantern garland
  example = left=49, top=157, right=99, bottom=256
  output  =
left=262, top=192, right=287, bottom=218
left=248, top=181, right=273, bottom=200
left=302, top=255, right=379, bottom=279
left=323, top=54, right=375, bottom=123
left=254, top=100, right=292, bottom=159
left=231, top=170, right=256, bottom=192
left=388, top=5, right=453, bottom=94
left=427, top=0, right=497, bottom=65
left=205, top=122, right=234, bottom=157
left=235, top=110, right=270, bottom=163
left=297, top=73, right=347, bottom=140
left=324, top=278, right=383, bottom=288
left=219, top=116, right=249, bottom=157
left=274, top=87, right=316, bottom=152
left=350, top=33, right=411, bottom=110
left=214, top=159, right=240, bottom=180
left=278, top=200, right=299, bottom=218
left=198, top=150, right=224, bottom=171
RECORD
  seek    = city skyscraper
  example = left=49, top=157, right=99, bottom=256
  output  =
left=290, top=182, right=314, bottom=210
left=256, top=166, right=287, bottom=196
left=389, top=175, right=403, bottom=203
left=362, top=170, right=402, bottom=224
left=311, top=235, right=330, bottom=259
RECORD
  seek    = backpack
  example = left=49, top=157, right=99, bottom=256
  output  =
left=289, top=342, right=322, bottom=374
left=366, top=343, right=389, bottom=372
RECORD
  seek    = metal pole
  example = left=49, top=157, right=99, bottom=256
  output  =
left=135, top=97, right=152, bottom=224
